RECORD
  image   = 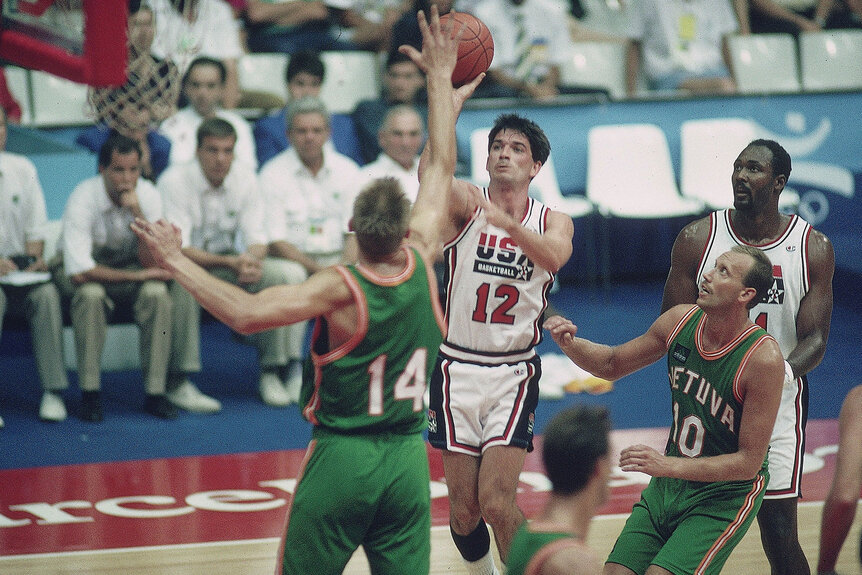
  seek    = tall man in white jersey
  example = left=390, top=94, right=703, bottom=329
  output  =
left=425, top=109, right=575, bottom=574
left=661, top=139, right=835, bottom=575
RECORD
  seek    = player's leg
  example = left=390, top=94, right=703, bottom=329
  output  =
left=281, top=435, right=371, bottom=573
left=477, top=444, right=527, bottom=562
left=759, top=373, right=809, bottom=575
left=817, top=385, right=862, bottom=574
left=605, top=484, right=668, bottom=575
left=363, top=434, right=431, bottom=575
left=654, top=477, right=765, bottom=575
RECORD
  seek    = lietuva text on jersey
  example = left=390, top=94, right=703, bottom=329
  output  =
left=669, top=357, right=737, bottom=434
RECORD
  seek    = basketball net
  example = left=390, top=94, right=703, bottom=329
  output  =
left=87, top=0, right=198, bottom=137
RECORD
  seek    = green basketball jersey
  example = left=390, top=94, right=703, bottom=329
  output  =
left=508, top=523, right=582, bottom=575
left=665, top=306, right=773, bottom=464
left=301, top=247, right=445, bottom=435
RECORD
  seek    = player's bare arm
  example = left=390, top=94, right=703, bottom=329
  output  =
left=621, top=336, right=784, bottom=482
left=131, top=218, right=352, bottom=334
left=543, top=305, right=688, bottom=382
left=661, top=216, right=710, bottom=313
left=477, top=192, right=574, bottom=273
left=787, top=228, right=834, bottom=378
left=399, top=6, right=470, bottom=259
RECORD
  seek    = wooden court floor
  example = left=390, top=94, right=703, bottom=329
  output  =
left=0, top=502, right=859, bottom=574
left=0, top=420, right=856, bottom=574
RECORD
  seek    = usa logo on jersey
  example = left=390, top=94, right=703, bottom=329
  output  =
left=473, top=233, right=535, bottom=281
left=760, top=264, right=785, bottom=305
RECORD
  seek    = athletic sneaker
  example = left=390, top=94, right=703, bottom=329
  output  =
left=167, top=380, right=222, bottom=413
left=39, top=391, right=67, bottom=422
left=260, top=372, right=291, bottom=407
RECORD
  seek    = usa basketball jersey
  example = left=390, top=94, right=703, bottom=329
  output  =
left=696, top=209, right=812, bottom=357
left=440, top=189, right=555, bottom=362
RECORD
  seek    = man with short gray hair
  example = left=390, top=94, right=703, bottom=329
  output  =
left=259, top=96, right=361, bottom=403
left=359, top=104, right=425, bottom=204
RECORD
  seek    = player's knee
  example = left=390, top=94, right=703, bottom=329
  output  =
left=449, top=501, right=481, bottom=533
left=477, top=492, right=515, bottom=528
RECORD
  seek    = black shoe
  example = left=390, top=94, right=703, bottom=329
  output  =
left=145, top=394, right=178, bottom=420
left=80, top=391, right=103, bottom=423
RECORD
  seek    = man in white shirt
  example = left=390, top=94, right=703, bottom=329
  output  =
left=359, top=104, right=424, bottom=204
left=57, top=133, right=176, bottom=422
left=149, top=0, right=244, bottom=109
left=0, top=106, right=70, bottom=425
left=159, top=57, right=257, bottom=170
left=159, top=118, right=294, bottom=410
left=258, top=97, right=361, bottom=403
left=625, top=0, right=739, bottom=96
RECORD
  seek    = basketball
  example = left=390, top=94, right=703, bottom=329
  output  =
left=440, top=12, right=494, bottom=87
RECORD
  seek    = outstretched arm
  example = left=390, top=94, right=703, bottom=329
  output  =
left=543, top=306, right=687, bottom=382
left=399, top=8, right=482, bottom=257
left=131, top=218, right=351, bottom=334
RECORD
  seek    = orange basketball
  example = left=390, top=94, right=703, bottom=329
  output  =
left=440, top=12, right=494, bottom=87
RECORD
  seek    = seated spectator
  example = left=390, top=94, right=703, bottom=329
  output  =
left=260, top=96, right=361, bottom=274
left=0, top=106, right=70, bottom=425
left=351, top=51, right=425, bottom=164
left=77, top=98, right=171, bottom=182
left=158, top=118, right=296, bottom=410
left=159, top=57, right=258, bottom=170
left=254, top=50, right=363, bottom=167
left=359, top=105, right=424, bottom=203
left=149, top=0, right=244, bottom=109
left=258, top=97, right=361, bottom=402
left=625, top=0, right=739, bottom=96
left=244, top=0, right=354, bottom=53
left=748, top=0, right=862, bottom=34
left=54, top=133, right=176, bottom=422
left=327, top=0, right=412, bottom=52
left=471, top=0, right=611, bottom=100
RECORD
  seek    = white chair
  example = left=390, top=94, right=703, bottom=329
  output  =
left=318, top=51, right=381, bottom=114
left=42, top=220, right=141, bottom=371
left=799, top=30, right=862, bottom=91
left=680, top=118, right=799, bottom=212
left=587, top=123, right=705, bottom=281
left=587, top=123, right=704, bottom=218
left=29, top=70, right=92, bottom=126
left=4, top=66, right=32, bottom=124
left=560, top=41, right=627, bottom=100
left=237, top=52, right=289, bottom=103
left=728, top=34, right=801, bottom=94
left=469, top=127, right=593, bottom=219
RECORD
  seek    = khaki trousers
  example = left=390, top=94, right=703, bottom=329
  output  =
left=0, top=282, right=70, bottom=391
left=56, top=272, right=171, bottom=394
left=168, top=258, right=293, bottom=381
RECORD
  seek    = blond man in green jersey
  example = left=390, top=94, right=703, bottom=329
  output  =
left=132, top=7, right=484, bottom=573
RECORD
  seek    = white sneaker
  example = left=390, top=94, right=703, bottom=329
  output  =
left=167, top=380, right=222, bottom=413
left=260, top=372, right=291, bottom=407
left=284, top=365, right=303, bottom=405
left=39, top=391, right=67, bottom=422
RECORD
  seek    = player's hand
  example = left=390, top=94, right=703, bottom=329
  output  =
left=236, top=252, right=263, bottom=285
left=0, top=257, right=16, bottom=276
left=469, top=186, right=517, bottom=231
left=398, top=5, right=462, bottom=77
left=619, top=444, right=669, bottom=477
left=130, top=218, right=184, bottom=270
left=543, top=315, right=578, bottom=346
